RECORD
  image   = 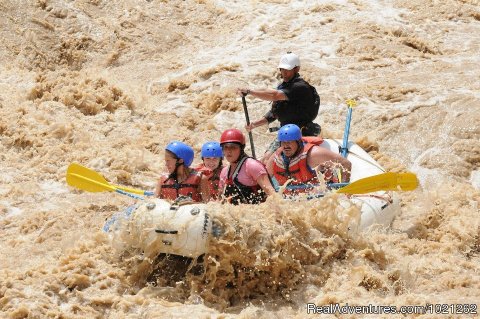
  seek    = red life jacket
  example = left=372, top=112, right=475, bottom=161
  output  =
left=195, top=163, right=224, bottom=200
left=301, top=136, right=323, bottom=145
left=159, top=170, right=202, bottom=202
left=273, top=137, right=323, bottom=194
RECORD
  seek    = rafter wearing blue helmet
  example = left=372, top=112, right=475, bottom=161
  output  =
left=277, top=124, right=302, bottom=142
left=201, top=142, right=223, bottom=159
left=267, top=124, right=352, bottom=196
left=195, top=141, right=224, bottom=201
left=166, top=141, right=195, bottom=167
left=155, top=141, right=205, bottom=203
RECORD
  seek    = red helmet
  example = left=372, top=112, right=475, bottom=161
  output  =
left=220, top=128, right=245, bottom=145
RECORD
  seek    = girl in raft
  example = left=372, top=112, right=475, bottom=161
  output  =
left=218, top=129, right=275, bottom=204
left=195, top=141, right=224, bottom=201
left=155, top=141, right=208, bottom=202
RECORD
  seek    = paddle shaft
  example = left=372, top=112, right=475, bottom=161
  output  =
left=340, top=106, right=353, bottom=158
left=120, top=188, right=154, bottom=197
left=115, top=188, right=145, bottom=200
left=278, top=172, right=418, bottom=194
left=242, top=95, right=256, bottom=159
left=285, top=182, right=348, bottom=191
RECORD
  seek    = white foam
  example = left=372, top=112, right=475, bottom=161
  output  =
left=471, top=170, right=480, bottom=190
left=0, top=186, right=10, bottom=196
left=213, top=110, right=245, bottom=131
left=0, top=170, right=16, bottom=183
left=361, top=0, right=409, bottom=25
left=39, top=181, right=69, bottom=195
left=41, top=201, right=60, bottom=211
left=0, top=201, right=23, bottom=219
left=154, top=98, right=193, bottom=117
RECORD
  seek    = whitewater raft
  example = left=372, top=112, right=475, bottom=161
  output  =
left=103, top=139, right=399, bottom=259
left=320, top=138, right=399, bottom=230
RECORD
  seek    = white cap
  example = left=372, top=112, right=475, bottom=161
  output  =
left=278, top=52, right=300, bottom=70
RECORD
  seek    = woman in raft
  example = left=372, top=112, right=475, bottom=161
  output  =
left=195, top=141, right=224, bottom=201
left=218, top=129, right=275, bottom=204
left=155, top=141, right=208, bottom=202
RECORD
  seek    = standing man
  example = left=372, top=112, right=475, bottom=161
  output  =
left=237, top=52, right=321, bottom=163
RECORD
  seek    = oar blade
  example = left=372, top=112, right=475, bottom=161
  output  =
left=336, top=172, right=418, bottom=194
left=66, top=163, right=112, bottom=193
left=66, top=163, right=151, bottom=196
left=396, top=172, right=419, bottom=191
left=67, top=163, right=109, bottom=184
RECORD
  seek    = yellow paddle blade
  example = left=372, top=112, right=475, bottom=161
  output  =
left=66, top=173, right=116, bottom=193
left=67, top=163, right=112, bottom=192
left=66, top=163, right=147, bottom=195
left=336, top=172, right=418, bottom=194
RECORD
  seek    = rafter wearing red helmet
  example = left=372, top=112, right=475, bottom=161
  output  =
left=218, top=129, right=275, bottom=205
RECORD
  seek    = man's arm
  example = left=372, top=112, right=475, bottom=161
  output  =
left=308, top=146, right=352, bottom=182
left=238, top=87, right=287, bottom=131
left=246, top=117, right=268, bottom=132
left=238, top=88, right=287, bottom=102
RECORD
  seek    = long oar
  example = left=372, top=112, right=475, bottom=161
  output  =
left=242, top=94, right=256, bottom=159
left=340, top=99, right=357, bottom=158
left=66, top=163, right=154, bottom=198
left=285, top=183, right=347, bottom=191
left=284, top=172, right=418, bottom=194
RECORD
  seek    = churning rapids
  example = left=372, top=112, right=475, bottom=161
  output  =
left=1, top=0, right=479, bottom=318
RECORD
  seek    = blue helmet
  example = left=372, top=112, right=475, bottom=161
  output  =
left=201, top=141, right=223, bottom=158
left=165, top=141, right=194, bottom=167
left=278, top=124, right=302, bottom=142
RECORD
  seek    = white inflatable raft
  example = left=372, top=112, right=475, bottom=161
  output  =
left=320, top=138, right=399, bottom=230
left=103, top=139, right=399, bottom=258
left=104, top=199, right=212, bottom=259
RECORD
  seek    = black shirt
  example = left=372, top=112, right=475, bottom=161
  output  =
left=264, top=74, right=320, bottom=128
